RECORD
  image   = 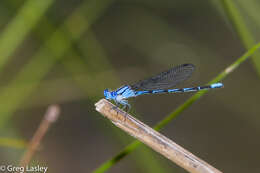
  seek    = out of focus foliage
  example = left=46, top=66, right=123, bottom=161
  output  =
left=0, top=0, right=260, bottom=173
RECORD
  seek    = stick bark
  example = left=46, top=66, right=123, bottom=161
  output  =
left=95, top=99, right=222, bottom=173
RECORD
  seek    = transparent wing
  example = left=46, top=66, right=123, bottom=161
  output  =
left=130, top=64, right=195, bottom=90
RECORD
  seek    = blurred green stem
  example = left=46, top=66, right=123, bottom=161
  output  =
left=219, top=0, right=260, bottom=75
left=0, top=0, right=112, bottom=128
left=93, top=42, right=260, bottom=173
left=0, top=137, right=27, bottom=149
left=0, top=0, right=54, bottom=71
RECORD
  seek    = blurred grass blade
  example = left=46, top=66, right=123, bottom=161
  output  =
left=0, top=0, right=54, bottom=71
left=0, top=137, right=27, bottom=149
left=93, top=42, right=260, bottom=173
left=236, top=0, right=260, bottom=30
left=218, top=0, right=260, bottom=75
left=0, top=0, right=114, bottom=128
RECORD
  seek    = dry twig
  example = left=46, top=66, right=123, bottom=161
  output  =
left=95, top=99, right=222, bottom=173
left=19, top=105, right=60, bottom=167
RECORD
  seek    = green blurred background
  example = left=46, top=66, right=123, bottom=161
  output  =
left=0, top=0, right=260, bottom=172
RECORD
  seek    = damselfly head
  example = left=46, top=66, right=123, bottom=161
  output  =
left=104, top=89, right=112, bottom=100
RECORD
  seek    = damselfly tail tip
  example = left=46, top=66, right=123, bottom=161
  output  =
left=211, top=83, right=224, bottom=88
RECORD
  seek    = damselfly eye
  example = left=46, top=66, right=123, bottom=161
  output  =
left=104, top=89, right=109, bottom=98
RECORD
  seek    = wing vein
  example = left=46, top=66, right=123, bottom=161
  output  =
left=130, top=64, right=195, bottom=90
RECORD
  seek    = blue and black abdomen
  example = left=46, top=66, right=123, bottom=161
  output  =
left=134, top=83, right=223, bottom=96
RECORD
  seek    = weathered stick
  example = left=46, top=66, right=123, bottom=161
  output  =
left=95, top=99, right=222, bottom=173
left=19, top=105, right=60, bottom=167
